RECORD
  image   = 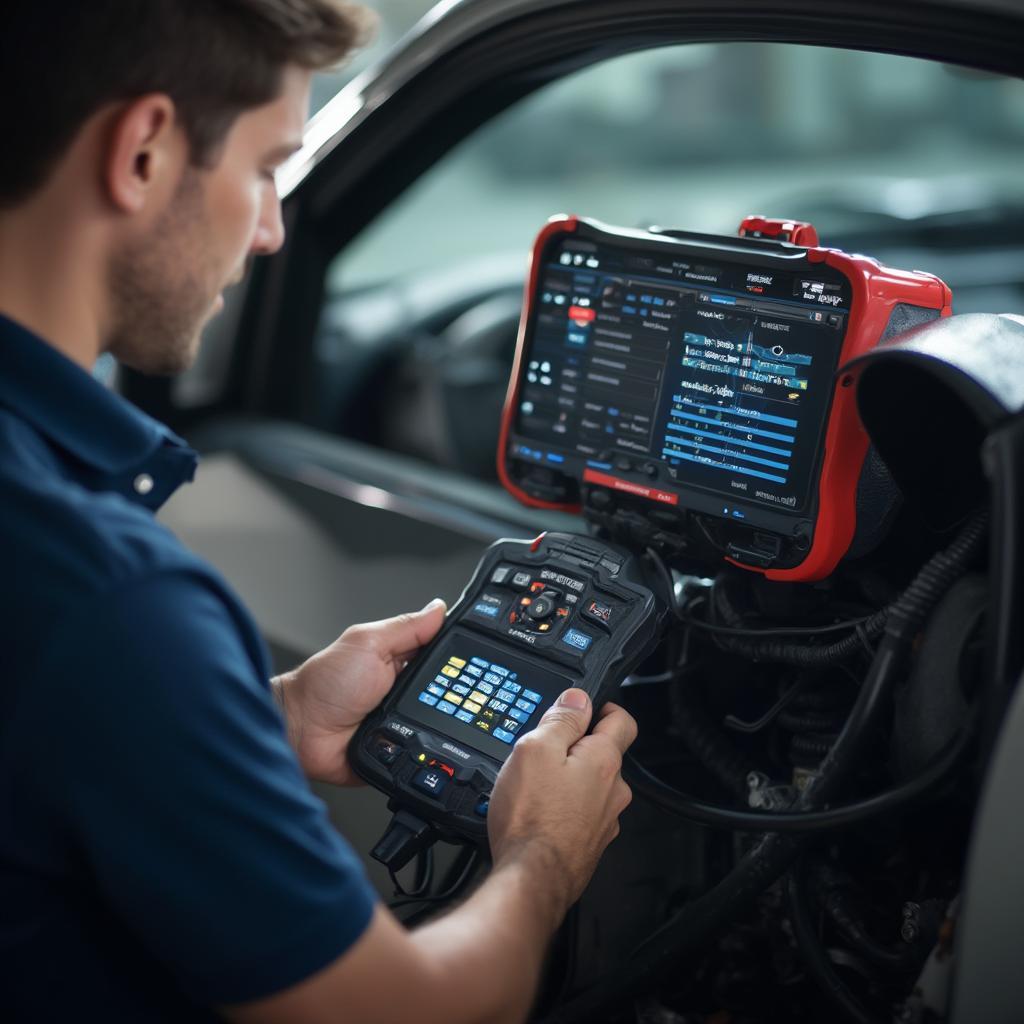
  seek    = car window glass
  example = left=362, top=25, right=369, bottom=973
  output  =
left=330, top=44, right=1024, bottom=290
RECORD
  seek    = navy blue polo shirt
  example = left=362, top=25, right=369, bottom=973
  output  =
left=0, top=314, right=377, bottom=1019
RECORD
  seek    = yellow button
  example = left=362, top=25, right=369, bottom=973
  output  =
left=463, top=700, right=482, bottom=714
left=417, top=753, right=427, bottom=763
left=448, top=656, right=467, bottom=669
left=445, top=692, right=463, bottom=706
left=441, top=665, right=460, bottom=678
left=469, top=691, right=487, bottom=705
left=474, top=719, right=491, bottom=732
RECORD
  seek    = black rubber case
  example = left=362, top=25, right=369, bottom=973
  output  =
left=350, top=531, right=667, bottom=841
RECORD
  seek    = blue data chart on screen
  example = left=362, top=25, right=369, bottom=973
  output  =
left=662, top=332, right=813, bottom=488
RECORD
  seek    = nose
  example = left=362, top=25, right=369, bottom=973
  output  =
left=251, top=185, right=285, bottom=256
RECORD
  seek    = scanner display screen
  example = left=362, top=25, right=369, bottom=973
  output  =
left=513, top=235, right=853, bottom=513
left=397, top=634, right=572, bottom=763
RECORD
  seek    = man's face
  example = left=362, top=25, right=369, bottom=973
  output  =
left=107, top=66, right=311, bottom=375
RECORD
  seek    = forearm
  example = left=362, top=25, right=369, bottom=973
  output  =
left=411, top=844, right=569, bottom=1024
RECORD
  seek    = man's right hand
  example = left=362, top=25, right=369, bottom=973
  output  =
left=487, top=688, right=638, bottom=915
left=224, top=689, right=638, bottom=1024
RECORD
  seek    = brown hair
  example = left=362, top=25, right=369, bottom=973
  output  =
left=0, top=0, right=373, bottom=206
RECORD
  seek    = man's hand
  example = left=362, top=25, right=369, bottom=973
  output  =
left=225, top=686, right=639, bottom=1024
left=273, top=599, right=446, bottom=785
left=487, top=688, right=637, bottom=918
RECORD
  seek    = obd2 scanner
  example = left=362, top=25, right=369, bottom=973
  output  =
left=351, top=532, right=666, bottom=860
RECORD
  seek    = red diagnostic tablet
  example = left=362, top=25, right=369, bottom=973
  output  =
left=498, top=216, right=952, bottom=582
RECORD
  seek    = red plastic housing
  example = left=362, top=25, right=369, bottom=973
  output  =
left=497, top=216, right=953, bottom=582
left=739, top=215, right=820, bottom=247
left=497, top=216, right=583, bottom=513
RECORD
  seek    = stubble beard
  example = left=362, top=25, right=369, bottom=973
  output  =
left=107, top=169, right=216, bottom=377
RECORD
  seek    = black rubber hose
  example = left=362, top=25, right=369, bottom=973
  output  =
left=787, top=864, right=885, bottom=1024
left=540, top=511, right=987, bottom=1024
left=711, top=580, right=889, bottom=666
left=668, top=682, right=753, bottom=801
left=622, top=716, right=972, bottom=832
left=816, top=874, right=917, bottom=971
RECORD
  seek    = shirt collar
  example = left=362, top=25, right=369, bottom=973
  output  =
left=0, top=313, right=197, bottom=509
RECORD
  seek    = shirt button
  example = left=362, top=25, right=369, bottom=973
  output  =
left=133, top=473, right=155, bottom=496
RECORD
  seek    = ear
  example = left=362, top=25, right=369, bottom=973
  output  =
left=103, top=94, right=184, bottom=215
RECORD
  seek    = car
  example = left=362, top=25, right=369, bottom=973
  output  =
left=122, top=1, right=1024, bottom=1020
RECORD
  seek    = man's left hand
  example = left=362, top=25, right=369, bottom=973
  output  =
left=273, top=598, right=447, bottom=785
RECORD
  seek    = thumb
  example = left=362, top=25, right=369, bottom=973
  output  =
left=533, top=688, right=593, bottom=752
left=357, top=598, right=447, bottom=661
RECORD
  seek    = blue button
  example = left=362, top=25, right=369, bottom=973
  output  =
left=474, top=797, right=490, bottom=818
left=476, top=681, right=495, bottom=695
left=496, top=688, right=516, bottom=703
left=546, top=453, right=565, bottom=464
left=436, top=701, right=456, bottom=715
left=418, top=692, right=439, bottom=707
left=507, top=673, right=518, bottom=682
left=483, top=672, right=503, bottom=685
left=472, top=602, right=499, bottom=618
left=732, top=509, right=746, bottom=519
left=493, top=728, right=516, bottom=744
left=508, top=707, right=529, bottom=724
left=503, top=681, right=522, bottom=694
left=561, top=628, right=593, bottom=652
left=523, top=689, right=543, bottom=704
left=451, top=683, right=471, bottom=696
left=426, top=682, right=445, bottom=698
left=434, top=674, right=450, bottom=685
left=465, top=664, right=483, bottom=677
left=488, top=699, right=509, bottom=714
left=501, top=718, right=522, bottom=734
left=470, top=657, right=489, bottom=668
left=458, top=674, right=476, bottom=687
left=490, top=665, right=509, bottom=677
left=455, top=709, right=475, bottom=724
left=515, top=698, right=537, bottom=714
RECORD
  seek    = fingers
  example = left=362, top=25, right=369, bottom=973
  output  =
left=347, top=599, right=447, bottom=660
left=589, top=702, right=639, bottom=756
left=531, top=688, right=594, bottom=752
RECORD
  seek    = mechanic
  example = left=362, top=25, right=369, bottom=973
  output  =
left=0, top=3, right=637, bottom=1021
